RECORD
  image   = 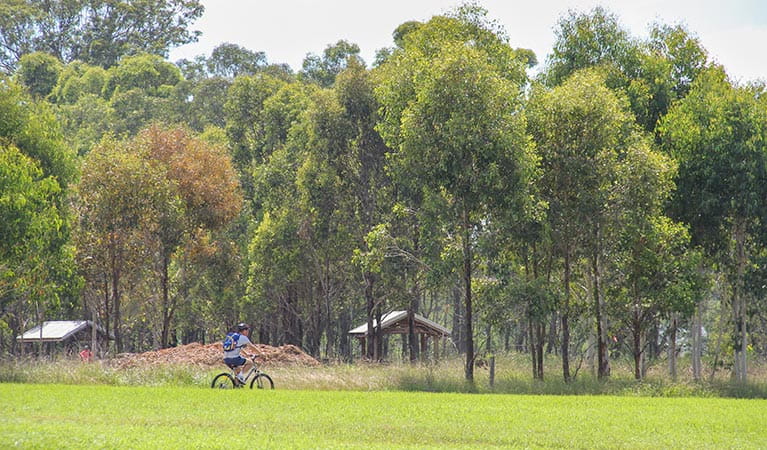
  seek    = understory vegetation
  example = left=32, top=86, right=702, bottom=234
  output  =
left=2, top=355, right=766, bottom=398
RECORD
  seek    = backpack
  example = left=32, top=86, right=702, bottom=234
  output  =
left=223, top=332, right=240, bottom=352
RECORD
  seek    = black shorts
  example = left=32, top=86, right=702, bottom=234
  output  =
left=224, top=356, right=246, bottom=367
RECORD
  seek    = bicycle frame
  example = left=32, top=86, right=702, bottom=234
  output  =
left=212, top=354, right=273, bottom=389
left=232, top=357, right=260, bottom=384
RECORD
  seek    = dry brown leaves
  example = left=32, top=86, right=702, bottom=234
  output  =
left=111, top=342, right=320, bottom=369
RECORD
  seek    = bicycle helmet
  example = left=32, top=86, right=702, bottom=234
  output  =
left=237, top=322, right=250, bottom=332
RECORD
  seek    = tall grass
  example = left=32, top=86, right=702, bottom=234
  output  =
left=2, top=353, right=766, bottom=398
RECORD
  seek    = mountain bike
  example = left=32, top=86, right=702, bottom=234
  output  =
left=211, top=355, right=274, bottom=389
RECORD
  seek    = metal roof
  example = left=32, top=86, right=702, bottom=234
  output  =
left=16, top=320, right=112, bottom=342
left=348, top=310, right=449, bottom=336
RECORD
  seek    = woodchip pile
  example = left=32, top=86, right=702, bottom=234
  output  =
left=112, top=342, right=320, bottom=368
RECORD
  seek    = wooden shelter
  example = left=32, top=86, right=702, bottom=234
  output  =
left=348, top=311, right=450, bottom=360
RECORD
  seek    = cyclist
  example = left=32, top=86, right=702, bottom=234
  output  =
left=223, top=323, right=255, bottom=384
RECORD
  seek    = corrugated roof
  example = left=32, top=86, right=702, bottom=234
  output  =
left=348, top=310, right=449, bottom=336
left=16, top=320, right=111, bottom=342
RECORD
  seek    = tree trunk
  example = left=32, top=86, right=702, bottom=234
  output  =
left=364, top=271, right=375, bottom=360
left=561, top=250, right=571, bottom=383
left=160, top=252, right=172, bottom=349
left=592, top=225, right=609, bottom=379
left=692, top=299, right=703, bottom=381
left=91, top=306, right=98, bottom=358
left=462, top=206, right=474, bottom=382
left=691, top=267, right=706, bottom=382
left=110, top=238, right=122, bottom=353
left=536, top=322, right=545, bottom=380
left=374, top=305, right=383, bottom=361
left=632, top=310, right=642, bottom=380
left=529, top=318, right=537, bottom=379
left=733, top=218, right=747, bottom=383
left=668, top=313, right=677, bottom=381
left=452, top=284, right=465, bottom=353
left=408, top=269, right=419, bottom=363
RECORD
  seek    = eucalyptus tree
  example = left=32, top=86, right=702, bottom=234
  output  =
left=246, top=82, right=317, bottom=348
left=375, top=6, right=535, bottom=381
left=77, top=138, right=167, bottom=352
left=15, top=51, right=61, bottom=98
left=206, top=43, right=267, bottom=78
left=334, top=59, right=392, bottom=360
left=545, top=7, right=710, bottom=135
left=0, top=79, right=78, bottom=351
left=528, top=69, right=639, bottom=381
left=224, top=73, right=287, bottom=197
left=0, top=142, right=74, bottom=353
left=301, top=40, right=363, bottom=88
left=608, top=138, right=701, bottom=379
left=49, top=62, right=108, bottom=104
left=0, top=0, right=204, bottom=72
left=659, top=68, right=767, bottom=382
left=544, top=6, right=638, bottom=88
left=135, top=125, right=242, bottom=348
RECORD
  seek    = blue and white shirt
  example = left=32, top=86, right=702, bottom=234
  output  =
left=223, top=333, right=252, bottom=359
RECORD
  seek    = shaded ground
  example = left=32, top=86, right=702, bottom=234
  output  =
left=112, top=342, right=320, bottom=368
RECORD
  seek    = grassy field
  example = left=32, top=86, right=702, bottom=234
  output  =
left=1, top=383, right=766, bottom=448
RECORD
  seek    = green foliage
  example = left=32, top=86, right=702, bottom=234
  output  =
left=206, top=43, right=267, bottom=78
left=0, top=78, right=77, bottom=188
left=16, top=51, right=61, bottom=97
left=0, top=0, right=204, bottom=71
left=659, top=68, right=767, bottom=249
left=545, top=6, right=638, bottom=87
left=49, top=62, right=107, bottom=104
left=528, top=69, right=633, bottom=258
left=301, top=40, right=363, bottom=87
left=183, top=77, right=231, bottom=131
left=224, top=73, right=287, bottom=172
left=103, top=53, right=182, bottom=99
left=55, top=94, right=115, bottom=156
left=0, top=77, right=79, bottom=335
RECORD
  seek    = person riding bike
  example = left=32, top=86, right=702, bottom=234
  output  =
left=223, top=323, right=255, bottom=384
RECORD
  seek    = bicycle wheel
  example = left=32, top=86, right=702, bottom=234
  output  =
left=211, top=373, right=236, bottom=389
left=250, top=373, right=274, bottom=389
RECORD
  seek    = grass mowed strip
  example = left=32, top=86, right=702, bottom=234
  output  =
left=1, top=384, right=765, bottom=448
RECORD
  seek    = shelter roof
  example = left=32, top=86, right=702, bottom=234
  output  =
left=16, top=320, right=112, bottom=342
left=348, top=311, right=449, bottom=337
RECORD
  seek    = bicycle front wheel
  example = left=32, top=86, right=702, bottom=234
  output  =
left=211, top=373, right=236, bottom=389
left=250, top=373, right=274, bottom=389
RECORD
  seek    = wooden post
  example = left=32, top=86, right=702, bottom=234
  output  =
left=489, top=355, right=496, bottom=388
left=420, top=334, right=427, bottom=362
left=434, top=337, right=440, bottom=362
left=361, top=337, right=366, bottom=359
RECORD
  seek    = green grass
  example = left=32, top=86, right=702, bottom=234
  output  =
left=1, top=383, right=765, bottom=448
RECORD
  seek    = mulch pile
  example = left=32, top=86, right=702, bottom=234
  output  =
left=111, top=342, right=320, bottom=368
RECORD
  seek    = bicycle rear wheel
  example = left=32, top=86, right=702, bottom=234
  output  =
left=211, top=373, right=236, bottom=389
left=250, top=373, right=274, bottom=389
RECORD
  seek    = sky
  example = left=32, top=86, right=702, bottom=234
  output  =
left=168, top=0, right=767, bottom=83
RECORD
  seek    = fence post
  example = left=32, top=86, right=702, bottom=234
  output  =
left=489, top=355, right=496, bottom=388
